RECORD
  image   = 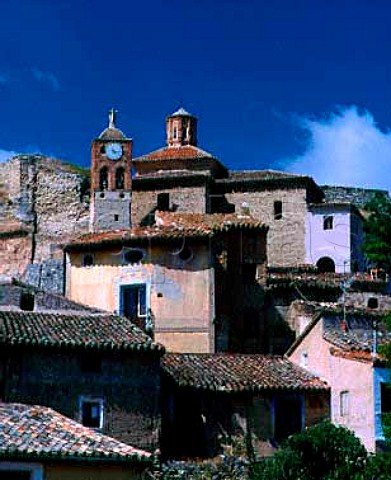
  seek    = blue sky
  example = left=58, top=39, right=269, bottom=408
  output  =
left=1, top=0, right=391, bottom=191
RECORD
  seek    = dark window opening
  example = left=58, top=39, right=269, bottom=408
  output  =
left=323, top=215, right=334, bottom=230
left=100, top=145, right=105, bottom=154
left=80, top=353, right=102, bottom=374
left=0, top=472, right=31, bottom=480
left=115, top=167, right=125, bottom=189
left=274, top=201, right=282, bottom=220
left=157, top=192, right=170, bottom=211
left=123, top=249, right=144, bottom=264
left=82, top=254, right=94, bottom=267
left=242, top=263, right=257, bottom=283
left=81, top=399, right=102, bottom=428
left=274, top=395, right=302, bottom=442
left=367, top=297, right=379, bottom=309
left=114, top=214, right=119, bottom=222
left=121, top=284, right=147, bottom=320
left=381, top=383, right=391, bottom=414
left=179, top=246, right=193, bottom=262
left=99, top=167, right=108, bottom=190
left=20, top=291, right=34, bottom=311
left=316, top=257, right=335, bottom=273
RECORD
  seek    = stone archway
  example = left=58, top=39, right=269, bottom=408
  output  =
left=316, top=256, right=335, bottom=273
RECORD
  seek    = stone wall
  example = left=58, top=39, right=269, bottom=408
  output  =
left=131, top=185, right=208, bottom=226
left=0, top=155, right=90, bottom=289
left=0, top=232, right=32, bottom=278
left=225, top=188, right=308, bottom=266
left=3, top=347, right=161, bottom=451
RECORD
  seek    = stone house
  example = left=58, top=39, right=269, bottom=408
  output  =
left=287, top=306, right=391, bottom=451
left=0, top=402, right=151, bottom=480
left=64, top=212, right=282, bottom=354
left=160, top=353, right=330, bottom=458
left=0, top=310, right=164, bottom=452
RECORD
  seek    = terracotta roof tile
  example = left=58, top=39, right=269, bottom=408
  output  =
left=65, top=214, right=267, bottom=250
left=155, top=212, right=267, bottom=231
left=0, top=310, right=164, bottom=353
left=0, top=403, right=151, bottom=462
left=162, top=353, right=329, bottom=392
left=134, top=145, right=214, bottom=162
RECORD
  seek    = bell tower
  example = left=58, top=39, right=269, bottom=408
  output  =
left=90, top=109, right=133, bottom=232
left=166, top=107, right=197, bottom=147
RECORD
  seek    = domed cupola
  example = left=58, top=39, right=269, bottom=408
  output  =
left=166, top=107, right=197, bottom=147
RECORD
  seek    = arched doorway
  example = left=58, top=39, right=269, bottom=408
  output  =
left=317, top=257, right=335, bottom=273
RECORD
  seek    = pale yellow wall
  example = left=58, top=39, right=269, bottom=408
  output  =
left=45, top=463, right=146, bottom=480
left=67, top=244, right=215, bottom=352
left=289, top=319, right=376, bottom=451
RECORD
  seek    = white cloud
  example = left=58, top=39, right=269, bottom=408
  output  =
left=0, top=149, right=16, bottom=163
left=284, top=106, right=391, bottom=192
left=32, top=68, right=60, bottom=91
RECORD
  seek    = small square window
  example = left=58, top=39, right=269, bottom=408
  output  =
left=80, top=397, right=103, bottom=428
left=114, top=214, right=119, bottom=222
left=274, top=201, right=282, bottom=220
left=323, top=215, right=333, bottom=230
left=340, top=391, right=349, bottom=417
left=82, top=253, right=94, bottom=267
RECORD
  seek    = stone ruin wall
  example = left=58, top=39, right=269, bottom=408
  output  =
left=0, top=155, right=89, bottom=290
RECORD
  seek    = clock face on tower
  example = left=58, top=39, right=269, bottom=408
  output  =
left=106, top=142, right=123, bottom=160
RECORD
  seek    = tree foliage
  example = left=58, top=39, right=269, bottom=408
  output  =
left=362, top=193, right=391, bottom=273
left=250, top=422, right=367, bottom=480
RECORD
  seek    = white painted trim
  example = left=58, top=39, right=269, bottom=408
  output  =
left=78, top=395, right=104, bottom=429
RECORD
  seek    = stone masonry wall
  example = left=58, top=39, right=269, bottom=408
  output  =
left=131, top=185, right=207, bottom=226
left=4, top=348, right=161, bottom=451
left=225, top=188, right=308, bottom=266
left=0, top=233, right=32, bottom=278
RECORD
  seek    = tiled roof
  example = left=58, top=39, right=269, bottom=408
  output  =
left=322, top=312, right=390, bottom=355
left=155, top=212, right=267, bottom=232
left=65, top=214, right=267, bottom=250
left=134, top=145, right=215, bottom=162
left=0, top=310, right=164, bottom=353
left=0, top=403, right=151, bottom=462
left=226, top=170, right=307, bottom=181
left=162, top=353, right=329, bottom=392
left=286, top=306, right=390, bottom=363
left=98, top=126, right=128, bottom=140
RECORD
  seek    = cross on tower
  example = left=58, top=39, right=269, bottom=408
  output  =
left=109, top=108, right=117, bottom=128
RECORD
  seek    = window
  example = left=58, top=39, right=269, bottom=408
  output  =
left=20, top=291, right=34, bottom=311
left=367, top=297, right=379, bottom=309
left=274, top=201, right=282, bottom=220
left=323, top=215, right=333, bottom=230
left=123, top=248, right=144, bottom=264
left=80, top=397, right=103, bottom=428
left=178, top=246, right=193, bottom=262
left=157, top=192, right=170, bottom=211
left=99, top=167, right=108, bottom=190
left=82, top=253, right=94, bottom=267
left=381, top=383, right=391, bottom=414
left=300, top=352, right=308, bottom=368
left=115, top=167, right=125, bottom=189
left=114, top=214, right=119, bottom=222
left=0, top=463, right=43, bottom=480
left=121, top=284, right=147, bottom=319
left=340, top=391, right=349, bottom=416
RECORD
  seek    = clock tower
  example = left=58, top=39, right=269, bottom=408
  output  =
left=90, top=109, right=133, bottom=232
